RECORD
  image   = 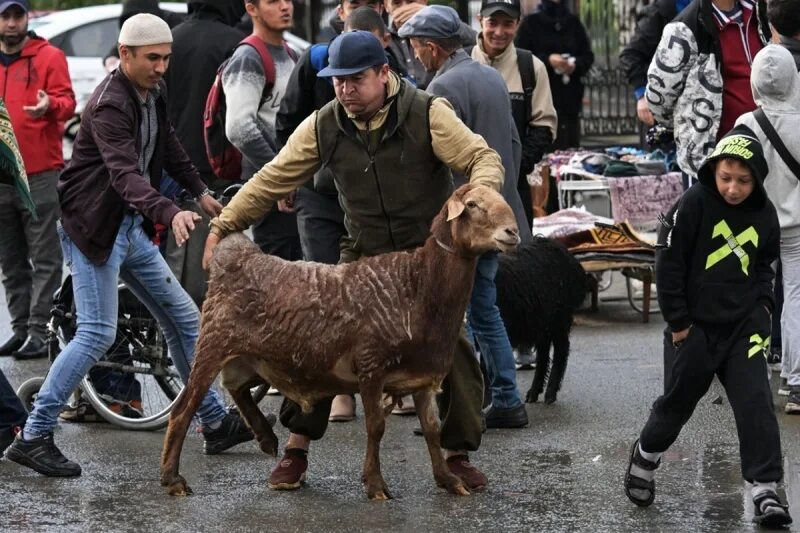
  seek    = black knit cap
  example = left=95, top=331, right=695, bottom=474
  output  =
left=697, top=124, right=769, bottom=205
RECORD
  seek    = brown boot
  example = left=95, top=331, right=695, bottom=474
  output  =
left=446, top=455, right=487, bottom=491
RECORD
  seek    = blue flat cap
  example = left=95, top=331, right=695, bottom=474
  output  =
left=397, top=5, right=462, bottom=40
left=318, top=31, right=388, bottom=78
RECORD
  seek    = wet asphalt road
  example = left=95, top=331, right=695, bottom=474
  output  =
left=3, top=279, right=800, bottom=532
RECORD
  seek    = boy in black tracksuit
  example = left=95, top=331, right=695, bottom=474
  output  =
left=624, top=125, right=792, bottom=528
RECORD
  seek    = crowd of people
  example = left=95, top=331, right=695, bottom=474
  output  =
left=0, top=0, right=797, bottom=526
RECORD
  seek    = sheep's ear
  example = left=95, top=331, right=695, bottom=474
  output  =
left=446, top=198, right=465, bottom=221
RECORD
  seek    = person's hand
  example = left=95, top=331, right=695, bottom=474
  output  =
left=23, top=90, right=50, bottom=118
left=548, top=54, right=567, bottom=70
left=199, top=194, right=223, bottom=218
left=671, top=327, right=690, bottom=346
left=637, top=97, right=655, bottom=126
left=277, top=191, right=296, bottom=213
left=392, top=2, right=425, bottom=28
left=203, top=232, right=221, bottom=271
left=171, top=210, right=201, bottom=248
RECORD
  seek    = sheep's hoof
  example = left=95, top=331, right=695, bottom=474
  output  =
left=365, top=478, right=393, bottom=500
left=259, top=435, right=279, bottom=457
left=165, top=475, right=193, bottom=496
left=451, top=484, right=470, bottom=496
left=435, top=471, right=470, bottom=496
left=525, top=390, right=539, bottom=403
left=544, top=393, right=557, bottom=405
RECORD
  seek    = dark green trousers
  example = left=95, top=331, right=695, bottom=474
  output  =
left=278, top=329, right=484, bottom=451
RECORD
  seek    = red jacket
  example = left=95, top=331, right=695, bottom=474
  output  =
left=0, top=34, right=75, bottom=176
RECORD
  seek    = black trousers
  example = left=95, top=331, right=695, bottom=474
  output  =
left=641, top=310, right=783, bottom=483
left=252, top=205, right=303, bottom=261
left=0, top=368, right=27, bottom=435
left=294, top=186, right=345, bottom=265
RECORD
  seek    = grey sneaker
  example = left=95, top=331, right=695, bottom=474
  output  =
left=514, top=349, right=535, bottom=371
left=785, top=391, right=800, bottom=414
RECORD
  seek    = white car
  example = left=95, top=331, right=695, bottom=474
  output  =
left=29, top=3, right=309, bottom=114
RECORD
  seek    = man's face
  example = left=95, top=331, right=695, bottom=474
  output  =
left=384, top=0, right=424, bottom=16
left=409, top=37, right=436, bottom=71
left=333, top=64, right=389, bottom=118
left=479, top=12, right=519, bottom=57
left=0, top=6, right=27, bottom=48
left=338, top=0, right=382, bottom=21
left=120, top=43, right=172, bottom=92
left=248, top=0, right=294, bottom=32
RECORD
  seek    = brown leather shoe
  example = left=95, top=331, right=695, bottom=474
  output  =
left=446, top=455, right=487, bottom=491
left=268, top=449, right=308, bottom=490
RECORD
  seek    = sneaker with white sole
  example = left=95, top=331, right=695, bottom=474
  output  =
left=779, top=378, right=791, bottom=396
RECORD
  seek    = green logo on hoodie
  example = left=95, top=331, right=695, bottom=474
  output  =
left=748, top=333, right=770, bottom=359
left=705, top=220, right=758, bottom=275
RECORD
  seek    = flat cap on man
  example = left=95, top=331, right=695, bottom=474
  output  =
left=397, top=5, right=462, bottom=40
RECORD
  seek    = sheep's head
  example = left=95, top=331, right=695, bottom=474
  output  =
left=432, top=184, right=520, bottom=256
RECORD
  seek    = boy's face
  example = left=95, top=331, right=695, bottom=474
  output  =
left=715, top=158, right=755, bottom=206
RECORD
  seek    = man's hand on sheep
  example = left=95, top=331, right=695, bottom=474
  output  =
left=171, top=210, right=202, bottom=248
left=203, top=232, right=221, bottom=271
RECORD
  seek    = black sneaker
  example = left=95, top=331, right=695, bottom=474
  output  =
left=768, top=348, right=782, bottom=373
left=484, top=404, right=529, bottom=429
left=202, top=411, right=254, bottom=455
left=4, top=433, right=82, bottom=477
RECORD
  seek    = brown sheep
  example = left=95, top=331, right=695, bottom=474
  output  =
left=159, top=184, right=520, bottom=500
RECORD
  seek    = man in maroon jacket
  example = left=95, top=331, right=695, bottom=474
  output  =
left=0, top=0, right=75, bottom=360
left=4, top=13, right=254, bottom=477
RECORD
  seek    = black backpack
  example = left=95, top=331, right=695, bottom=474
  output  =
left=465, top=45, right=536, bottom=123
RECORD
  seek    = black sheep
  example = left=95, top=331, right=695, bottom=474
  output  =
left=495, top=236, right=587, bottom=404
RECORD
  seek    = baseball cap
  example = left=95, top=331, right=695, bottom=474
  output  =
left=0, top=0, right=28, bottom=14
left=317, top=31, right=388, bottom=78
left=397, top=5, right=462, bottom=40
left=480, top=0, right=520, bottom=18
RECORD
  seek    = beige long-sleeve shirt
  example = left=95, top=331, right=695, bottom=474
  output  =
left=210, top=73, right=504, bottom=237
left=471, top=37, right=558, bottom=139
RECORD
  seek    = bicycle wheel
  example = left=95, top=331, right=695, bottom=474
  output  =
left=51, top=280, right=184, bottom=431
left=16, top=376, right=45, bottom=413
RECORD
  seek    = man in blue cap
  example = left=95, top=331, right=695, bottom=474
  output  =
left=401, top=5, right=531, bottom=429
left=205, top=30, right=505, bottom=494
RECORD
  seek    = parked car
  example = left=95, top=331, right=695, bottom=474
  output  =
left=28, top=3, right=310, bottom=158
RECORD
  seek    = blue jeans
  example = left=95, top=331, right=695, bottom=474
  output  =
left=467, top=252, right=522, bottom=409
left=24, top=215, right=226, bottom=436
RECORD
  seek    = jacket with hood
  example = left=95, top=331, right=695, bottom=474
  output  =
left=656, top=124, right=779, bottom=333
left=619, top=0, right=692, bottom=100
left=736, top=45, right=800, bottom=239
left=0, top=33, right=75, bottom=176
left=515, top=0, right=594, bottom=117
left=164, top=0, right=246, bottom=187
left=645, top=0, right=770, bottom=178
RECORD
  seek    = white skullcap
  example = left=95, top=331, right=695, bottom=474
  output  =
left=118, top=13, right=173, bottom=47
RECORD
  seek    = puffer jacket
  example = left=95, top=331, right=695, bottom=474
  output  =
left=645, top=0, right=770, bottom=178
left=736, top=45, right=800, bottom=238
